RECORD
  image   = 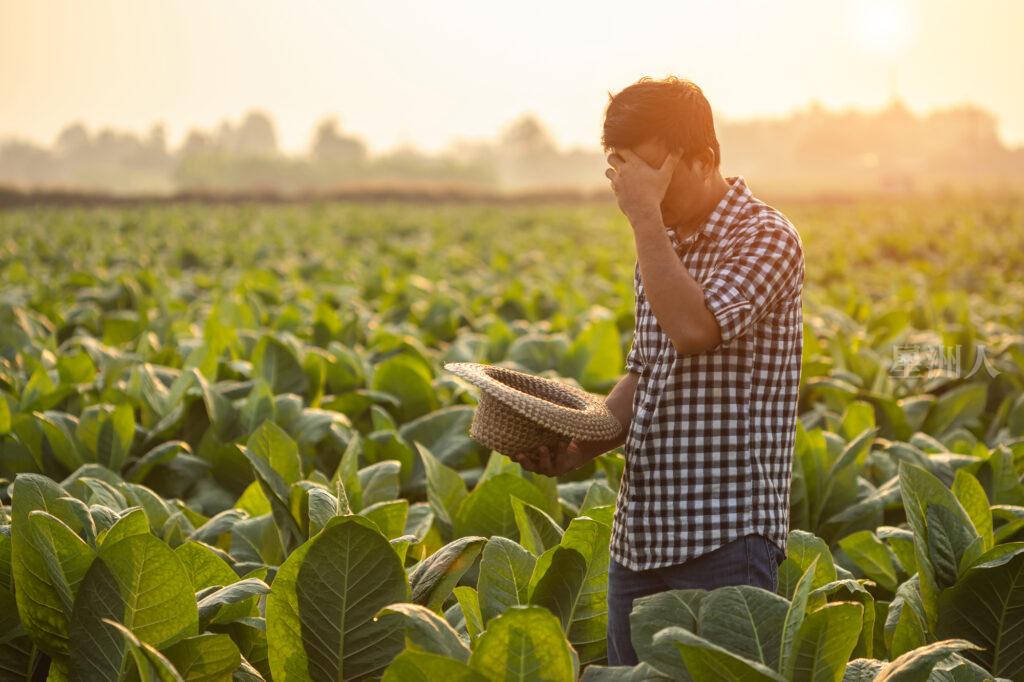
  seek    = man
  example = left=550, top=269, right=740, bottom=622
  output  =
left=510, top=76, right=805, bottom=666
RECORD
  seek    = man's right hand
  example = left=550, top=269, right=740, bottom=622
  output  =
left=509, top=439, right=588, bottom=477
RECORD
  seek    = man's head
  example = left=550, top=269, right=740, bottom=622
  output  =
left=602, top=77, right=723, bottom=229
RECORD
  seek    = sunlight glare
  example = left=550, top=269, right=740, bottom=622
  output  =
left=853, top=1, right=913, bottom=56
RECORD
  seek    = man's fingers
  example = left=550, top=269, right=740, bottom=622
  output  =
left=537, top=446, right=553, bottom=472
left=604, top=168, right=616, bottom=181
left=606, top=152, right=625, bottom=170
left=660, top=149, right=683, bottom=174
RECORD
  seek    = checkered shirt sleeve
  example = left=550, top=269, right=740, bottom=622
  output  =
left=703, top=223, right=804, bottom=346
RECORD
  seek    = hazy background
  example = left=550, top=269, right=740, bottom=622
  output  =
left=2, top=0, right=1023, bottom=196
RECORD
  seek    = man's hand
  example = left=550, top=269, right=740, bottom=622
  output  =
left=509, top=439, right=587, bottom=477
left=605, top=148, right=682, bottom=226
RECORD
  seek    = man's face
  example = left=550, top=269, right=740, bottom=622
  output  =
left=619, top=138, right=709, bottom=228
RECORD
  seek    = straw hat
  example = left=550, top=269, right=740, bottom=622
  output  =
left=444, top=362, right=622, bottom=456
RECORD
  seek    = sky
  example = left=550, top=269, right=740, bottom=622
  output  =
left=2, top=0, right=1022, bottom=154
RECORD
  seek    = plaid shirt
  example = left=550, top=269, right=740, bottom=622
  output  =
left=609, top=176, right=805, bottom=571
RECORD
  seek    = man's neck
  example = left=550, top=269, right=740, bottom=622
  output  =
left=670, top=173, right=731, bottom=241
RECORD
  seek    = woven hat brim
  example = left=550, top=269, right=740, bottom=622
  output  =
left=444, top=362, right=621, bottom=441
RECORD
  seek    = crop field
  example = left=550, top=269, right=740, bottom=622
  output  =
left=0, top=197, right=1023, bottom=681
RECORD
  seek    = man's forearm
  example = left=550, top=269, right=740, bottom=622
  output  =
left=631, top=211, right=721, bottom=354
left=577, top=371, right=638, bottom=461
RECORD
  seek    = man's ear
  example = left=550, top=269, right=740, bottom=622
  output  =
left=697, top=147, right=717, bottom=179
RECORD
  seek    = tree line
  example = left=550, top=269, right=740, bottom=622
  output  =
left=2, top=102, right=1022, bottom=197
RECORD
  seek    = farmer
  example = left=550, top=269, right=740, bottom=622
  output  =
left=510, top=76, right=805, bottom=666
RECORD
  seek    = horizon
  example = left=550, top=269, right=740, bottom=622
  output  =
left=2, top=0, right=1023, bottom=154
left=1, top=95, right=1019, bottom=158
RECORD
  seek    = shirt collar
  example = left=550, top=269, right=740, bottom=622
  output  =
left=667, top=176, right=751, bottom=251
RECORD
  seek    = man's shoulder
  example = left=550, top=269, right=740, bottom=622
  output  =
left=730, top=197, right=803, bottom=257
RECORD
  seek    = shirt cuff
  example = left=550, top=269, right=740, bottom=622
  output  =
left=704, top=295, right=754, bottom=346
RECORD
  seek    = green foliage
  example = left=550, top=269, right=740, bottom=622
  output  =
left=1, top=199, right=1022, bottom=679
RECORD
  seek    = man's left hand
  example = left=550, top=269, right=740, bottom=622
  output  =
left=605, top=148, right=681, bottom=226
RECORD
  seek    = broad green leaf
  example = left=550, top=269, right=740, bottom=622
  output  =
left=878, top=526, right=917, bottom=577
left=778, top=530, right=838, bottom=599
left=359, top=499, right=409, bottom=540
left=0, top=394, right=10, bottom=434
left=191, top=370, right=239, bottom=442
left=478, top=536, right=536, bottom=623
left=925, top=504, right=976, bottom=589
left=936, top=543, right=1024, bottom=679
left=416, top=442, right=468, bottom=528
left=951, top=470, right=993, bottom=552
left=239, top=378, right=276, bottom=435
left=371, top=355, right=438, bottom=422
left=790, top=602, right=863, bottom=682
left=103, top=619, right=183, bottom=682
left=358, top=460, right=401, bottom=508
left=75, top=403, right=135, bottom=472
left=125, top=441, right=192, bottom=484
left=11, top=475, right=94, bottom=656
left=841, top=659, right=884, bottom=682
left=697, top=586, right=789, bottom=671
left=383, top=650, right=486, bottom=682
left=235, top=482, right=271, bottom=519
left=287, top=483, right=340, bottom=537
left=899, top=463, right=978, bottom=629
left=243, top=422, right=304, bottom=550
left=189, top=508, right=247, bottom=547
left=840, top=401, right=875, bottom=441
left=654, top=627, right=785, bottom=681
left=454, top=474, right=549, bottom=540
left=511, top=495, right=564, bottom=556
left=34, top=411, right=85, bottom=474
left=20, top=511, right=97, bottom=656
left=265, top=516, right=409, bottom=681
left=528, top=546, right=587, bottom=630
left=922, top=383, right=987, bottom=437
left=331, top=434, right=363, bottom=511
left=468, top=606, right=576, bottom=682
left=245, top=420, right=302, bottom=484
left=629, top=589, right=704, bottom=680
left=885, top=577, right=927, bottom=657
left=532, top=516, right=609, bottom=665
left=197, top=578, right=270, bottom=628
left=809, top=580, right=876, bottom=660
left=506, top=335, right=569, bottom=375
left=579, top=482, right=617, bottom=513
left=838, top=531, right=898, bottom=592
left=161, top=633, right=242, bottom=682
left=100, top=507, right=150, bottom=547
left=253, top=334, right=309, bottom=396
left=874, top=639, right=981, bottom=682
left=578, top=662, right=673, bottom=681
left=69, top=532, right=198, bottom=681
left=409, top=536, right=486, bottom=611
left=453, top=586, right=484, bottom=643
left=560, top=318, right=623, bottom=392
left=780, top=559, right=818, bottom=678
left=400, top=407, right=484, bottom=470
left=230, top=514, right=284, bottom=566
left=173, top=541, right=237, bottom=591
left=378, top=602, right=471, bottom=661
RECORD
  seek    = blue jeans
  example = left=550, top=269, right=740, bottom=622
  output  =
left=606, top=533, right=785, bottom=666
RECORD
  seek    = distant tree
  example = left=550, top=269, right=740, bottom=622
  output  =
left=180, top=130, right=215, bottom=158
left=232, top=111, right=278, bottom=157
left=500, top=114, right=558, bottom=159
left=55, top=123, right=91, bottom=159
left=0, top=140, right=54, bottom=186
left=311, top=117, right=367, bottom=164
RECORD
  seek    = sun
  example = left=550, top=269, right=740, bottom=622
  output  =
left=852, top=1, right=913, bottom=56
